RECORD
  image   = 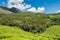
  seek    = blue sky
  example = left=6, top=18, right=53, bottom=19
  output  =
left=0, top=0, right=60, bottom=13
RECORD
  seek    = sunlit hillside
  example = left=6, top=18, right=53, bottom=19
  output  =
left=0, top=25, right=60, bottom=40
left=0, top=8, right=60, bottom=40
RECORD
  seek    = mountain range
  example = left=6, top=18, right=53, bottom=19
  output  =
left=0, top=6, right=20, bottom=13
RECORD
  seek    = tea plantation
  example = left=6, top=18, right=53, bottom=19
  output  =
left=0, top=25, right=60, bottom=40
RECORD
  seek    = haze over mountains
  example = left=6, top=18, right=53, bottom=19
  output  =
left=0, top=6, right=60, bottom=14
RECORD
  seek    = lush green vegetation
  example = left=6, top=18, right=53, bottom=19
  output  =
left=0, top=9, right=60, bottom=40
left=0, top=25, right=35, bottom=40
left=40, top=25, right=60, bottom=40
left=0, top=12, right=60, bottom=33
left=0, top=25, right=60, bottom=40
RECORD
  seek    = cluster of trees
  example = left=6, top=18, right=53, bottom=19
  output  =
left=0, top=12, right=60, bottom=33
left=48, top=13, right=60, bottom=25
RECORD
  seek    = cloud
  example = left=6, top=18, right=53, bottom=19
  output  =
left=27, top=7, right=45, bottom=13
left=8, top=0, right=24, bottom=4
left=56, top=10, right=60, bottom=13
left=7, top=0, right=45, bottom=13
left=7, top=0, right=31, bottom=11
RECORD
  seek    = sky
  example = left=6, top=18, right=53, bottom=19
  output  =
left=0, top=0, right=60, bottom=13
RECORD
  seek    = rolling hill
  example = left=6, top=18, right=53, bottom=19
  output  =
left=0, top=6, right=60, bottom=40
left=0, top=25, right=60, bottom=40
left=0, top=12, right=60, bottom=33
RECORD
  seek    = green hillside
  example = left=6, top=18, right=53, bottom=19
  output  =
left=0, top=25, right=60, bottom=40
left=0, top=9, right=60, bottom=40
left=0, top=25, right=35, bottom=40
left=0, top=12, right=60, bottom=33
left=0, top=12, right=49, bottom=33
left=40, top=25, right=60, bottom=40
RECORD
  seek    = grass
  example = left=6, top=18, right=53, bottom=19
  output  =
left=0, top=25, right=60, bottom=40
left=0, top=25, right=36, bottom=40
left=41, top=25, right=60, bottom=40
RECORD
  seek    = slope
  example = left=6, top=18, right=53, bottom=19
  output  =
left=40, top=25, right=60, bottom=40
left=0, top=25, right=60, bottom=40
left=0, top=25, right=35, bottom=40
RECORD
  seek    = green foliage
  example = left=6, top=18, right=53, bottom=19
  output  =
left=40, top=25, right=60, bottom=40
left=0, top=25, right=60, bottom=40
left=0, top=8, right=60, bottom=40
left=0, top=12, right=49, bottom=33
left=0, top=25, right=35, bottom=40
left=0, top=12, right=60, bottom=33
left=49, top=14, right=60, bottom=25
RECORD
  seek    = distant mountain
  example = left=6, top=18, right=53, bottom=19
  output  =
left=0, top=6, right=20, bottom=13
left=10, top=7, right=20, bottom=13
left=0, top=6, right=10, bottom=10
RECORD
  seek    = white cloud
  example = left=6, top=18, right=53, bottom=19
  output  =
left=27, top=7, right=36, bottom=12
left=56, top=10, right=60, bottom=13
left=8, top=0, right=24, bottom=4
left=27, top=7, right=45, bottom=13
left=7, top=0, right=31, bottom=11
left=7, top=0, right=45, bottom=13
